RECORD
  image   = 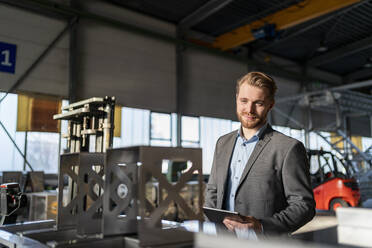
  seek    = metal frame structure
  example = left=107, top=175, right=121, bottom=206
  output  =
left=103, top=148, right=138, bottom=236
left=76, top=154, right=105, bottom=237
left=57, top=152, right=104, bottom=231
left=211, top=0, right=361, bottom=50
left=276, top=85, right=372, bottom=171
left=179, top=0, right=234, bottom=30
left=134, top=146, right=203, bottom=247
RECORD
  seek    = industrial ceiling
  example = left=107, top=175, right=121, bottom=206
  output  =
left=106, top=0, right=372, bottom=94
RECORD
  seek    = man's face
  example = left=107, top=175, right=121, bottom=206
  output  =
left=236, top=83, right=274, bottom=130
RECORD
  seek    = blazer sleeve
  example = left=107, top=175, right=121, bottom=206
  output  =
left=204, top=139, right=219, bottom=209
left=260, top=141, right=316, bottom=234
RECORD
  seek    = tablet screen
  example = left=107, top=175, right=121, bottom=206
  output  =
left=203, top=207, right=241, bottom=224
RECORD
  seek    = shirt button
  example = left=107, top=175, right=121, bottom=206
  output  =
left=231, top=194, right=235, bottom=197
left=238, top=160, right=241, bottom=162
left=235, top=177, right=239, bottom=180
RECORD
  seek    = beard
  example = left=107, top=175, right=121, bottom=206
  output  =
left=237, top=111, right=267, bottom=129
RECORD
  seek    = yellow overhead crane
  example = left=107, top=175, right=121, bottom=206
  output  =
left=212, top=0, right=361, bottom=50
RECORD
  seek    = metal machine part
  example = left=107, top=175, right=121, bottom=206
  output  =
left=53, top=96, right=115, bottom=153
left=0, top=142, right=204, bottom=247
left=103, top=148, right=139, bottom=237
left=0, top=183, right=27, bottom=225
left=131, top=146, right=203, bottom=247
left=103, top=146, right=204, bottom=246
left=57, top=152, right=104, bottom=231
left=54, top=97, right=115, bottom=236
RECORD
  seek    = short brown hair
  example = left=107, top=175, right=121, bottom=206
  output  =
left=236, top=72, right=277, bottom=100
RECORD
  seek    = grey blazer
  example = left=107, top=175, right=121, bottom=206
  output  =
left=205, top=125, right=315, bottom=234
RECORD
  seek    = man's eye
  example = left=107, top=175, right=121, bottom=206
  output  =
left=256, top=102, right=264, bottom=106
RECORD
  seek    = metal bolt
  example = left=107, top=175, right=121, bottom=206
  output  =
left=117, top=184, right=128, bottom=199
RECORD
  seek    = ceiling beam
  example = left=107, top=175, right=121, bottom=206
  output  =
left=308, top=35, right=372, bottom=67
left=212, top=0, right=361, bottom=50
left=0, top=0, right=72, bottom=20
left=277, top=78, right=372, bottom=104
left=255, top=0, right=367, bottom=52
left=183, top=30, right=216, bottom=43
left=179, top=0, right=233, bottom=29
left=253, top=51, right=343, bottom=85
left=344, top=67, right=372, bottom=82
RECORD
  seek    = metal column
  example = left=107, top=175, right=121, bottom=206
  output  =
left=175, top=28, right=185, bottom=147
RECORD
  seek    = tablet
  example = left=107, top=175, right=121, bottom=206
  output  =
left=203, top=207, right=241, bottom=224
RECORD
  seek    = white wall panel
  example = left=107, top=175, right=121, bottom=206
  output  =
left=76, top=19, right=176, bottom=112
left=75, top=1, right=176, bottom=112
left=0, top=4, right=69, bottom=96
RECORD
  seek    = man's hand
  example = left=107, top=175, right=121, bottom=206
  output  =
left=223, top=215, right=262, bottom=234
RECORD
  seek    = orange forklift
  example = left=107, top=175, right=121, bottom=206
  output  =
left=308, top=150, right=360, bottom=211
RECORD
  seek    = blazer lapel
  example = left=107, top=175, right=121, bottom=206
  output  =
left=237, top=126, right=273, bottom=188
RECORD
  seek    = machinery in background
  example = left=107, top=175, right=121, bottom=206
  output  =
left=0, top=96, right=204, bottom=247
left=0, top=171, right=58, bottom=223
left=308, top=150, right=360, bottom=211
left=0, top=146, right=203, bottom=247
left=53, top=96, right=116, bottom=223
left=53, top=96, right=115, bottom=153
left=0, top=183, right=27, bottom=225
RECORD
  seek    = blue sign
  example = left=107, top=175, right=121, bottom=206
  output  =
left=0, top=41, right=17, bottom=74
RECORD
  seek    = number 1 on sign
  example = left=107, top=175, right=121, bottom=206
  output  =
left=1, top=50, right=12, bottom=66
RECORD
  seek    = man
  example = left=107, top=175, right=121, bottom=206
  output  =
left=205, top=71, right=315, bottom=236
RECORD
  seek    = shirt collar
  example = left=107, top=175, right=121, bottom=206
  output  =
left=237, top=122, right=268, bottom=142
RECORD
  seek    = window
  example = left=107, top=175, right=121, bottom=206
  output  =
left=150, top=112, right=172, bottom=146
left=26, top=132, right=59, bottom=173
left=0, top=94, right=62, bottom=173
left=181, top=116, right=200, bottom=147
left=231, top=121, right=240, bottom=131
left=0, top=93, right=25, bottom=171
left=113, top=107, right=150, bottom=148
left=309, top=132, right=332, bottom=151
left=362, top=137, right=372, bottom=152
left=200, top=117, right=234, bottom=174
left=289, top=128, right=305, bottom=144
left=273, top=125, right=291, bottom=136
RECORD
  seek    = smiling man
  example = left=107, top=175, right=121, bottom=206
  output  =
left=205, top=72, right=315, bottom=236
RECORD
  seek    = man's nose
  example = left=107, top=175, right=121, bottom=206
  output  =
left=246, top=102, right=254, bottom=113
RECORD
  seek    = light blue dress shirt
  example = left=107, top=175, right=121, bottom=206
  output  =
left=225, top=123, right=268, bottom=212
